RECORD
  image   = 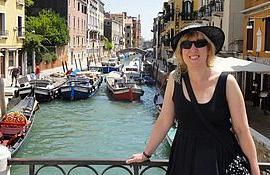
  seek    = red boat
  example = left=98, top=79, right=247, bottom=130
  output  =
left=106, top=71, right=144, bottom=101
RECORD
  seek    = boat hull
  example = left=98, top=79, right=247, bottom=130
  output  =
left=60, top=86, right=92, bottom=100
left=0, top=95, right=38, bottom=155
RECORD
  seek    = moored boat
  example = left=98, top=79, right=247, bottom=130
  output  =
left=59, top=71, right=102, bottom=100
left=101, top=57, right=123, bottom=73
left=106, top=71, right=144, bottom=101
left=17, top=78, right=66, bottom=102
left=0, top=95, right=38, bottom=155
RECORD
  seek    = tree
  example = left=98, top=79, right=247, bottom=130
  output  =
left=25, top=0, right=34, bottom=16
left=104, top=37, right=114, bottom=51
left=24, top=10, right=69, bottom=63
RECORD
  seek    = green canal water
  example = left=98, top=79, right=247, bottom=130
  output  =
left=11, top=82, right=170, bottom=175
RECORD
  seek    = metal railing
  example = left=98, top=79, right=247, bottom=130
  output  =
left=0, top=30, right=8, bottom=37
left=8, top=158, right=270, bottom=175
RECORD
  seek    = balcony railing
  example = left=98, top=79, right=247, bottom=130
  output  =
left=0, top=30, right=8, bottom=38
left=198, top=0, right=224, bottom=19
left=7, top=158, right=270, bottom=175
left=18, top=28, right=25, bottom=38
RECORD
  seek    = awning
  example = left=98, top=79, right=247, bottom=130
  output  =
left=213, top=57, right=270, bottom=74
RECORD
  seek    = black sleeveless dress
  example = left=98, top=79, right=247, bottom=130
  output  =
left=167, top=72, right=240, bottom=175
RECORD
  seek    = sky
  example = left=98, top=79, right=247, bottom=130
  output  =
left=103, top=0, right=164, bottom=41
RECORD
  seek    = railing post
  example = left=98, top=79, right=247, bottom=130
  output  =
left=133, top=165, right=139, bottom=175
left=29, top=165, right=35, bottom=175
left=0, top=146, right=11, bottom=175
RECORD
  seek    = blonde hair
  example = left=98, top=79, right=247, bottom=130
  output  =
left=174, top=31, right=216, bottom=72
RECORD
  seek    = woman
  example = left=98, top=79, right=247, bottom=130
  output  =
left=126, top=24, right=260, bottom=175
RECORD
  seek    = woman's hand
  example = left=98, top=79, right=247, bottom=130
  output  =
left=126, top=152, right=149, bottom=164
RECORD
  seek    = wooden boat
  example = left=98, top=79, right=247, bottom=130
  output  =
left=101, top=57, right=122, bottom=73
left=59, top=71, right=102, bottom=100
left=122, top=58, right=143, bottom=83
left=106, top=71, right=144, bottom=101
left=0, top=95, right=38, bottom=155
left=17, top=78, right=66, bottom=102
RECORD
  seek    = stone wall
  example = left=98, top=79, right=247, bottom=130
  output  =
left=251, top=128, right=270, bottom=162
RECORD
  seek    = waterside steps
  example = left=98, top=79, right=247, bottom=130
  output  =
left=4, top=158, right=270, bottom=175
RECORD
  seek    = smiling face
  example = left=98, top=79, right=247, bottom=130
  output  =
left=181, top=34, right=209, bottom=69
left=174, top=31, right=216, bottom=72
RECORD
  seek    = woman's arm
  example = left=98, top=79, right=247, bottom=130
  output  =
left=226, top=74, right=260, bottom=175
left=126, top=72, right=176, bottom=163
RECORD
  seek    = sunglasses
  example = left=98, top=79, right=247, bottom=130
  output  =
left=180, top=39, right=208, bottom=49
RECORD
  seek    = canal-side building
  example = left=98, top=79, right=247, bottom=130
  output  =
left=87, top=0, right=105, bottom=61
left=198, top=0, right=245, bottom=56
left=156, top=0, right=200, bottom=61
left=104, top=17, right=123, bottom=53
left=132, top=15, right=141, bottom=48
left=0, top=0, right=25, bottom=78
left=97, top=0, right=105, bottom=59
left=110, top=12, right=127, bottom=49
left=241, top=0, right=270, bottom=65
left=152, top=15, right=162, bottom=59
left=240, top=0, right=270, bottom=112
left=124, top=16, right=133, bottom=48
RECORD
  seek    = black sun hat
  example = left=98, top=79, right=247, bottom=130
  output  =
left=171, top=23, right=225, bottom=54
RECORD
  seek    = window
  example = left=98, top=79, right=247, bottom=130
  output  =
left=9, top=51, right=14, bottom=66
left=18, top=16, right=23, bottom=36
left=246, top=20, right=254, bottom=51
left=0, top=13, right=5, bottom=36
left=78, top=2, right=80, bottom=11
left=73, top=16, right=75, bottom=29
left=265, top=17, right=270, bottom=51
left=81, top=19, right=83, bottom=31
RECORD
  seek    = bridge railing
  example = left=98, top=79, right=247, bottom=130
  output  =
left=8, top=158, right=270, bottom=175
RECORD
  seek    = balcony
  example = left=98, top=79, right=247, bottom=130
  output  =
left=18, top=27, right=25, bottom=39
left=0, top=30, right=8, bottom=39
left=198, top=1, right=224, bottom=19
left=181, top=11, right=198, bottom=21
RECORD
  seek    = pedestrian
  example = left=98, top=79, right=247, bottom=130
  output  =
left=10, top=66, right=21, bottom=87
left=126, top=23, right=260, bottom=175
left=35, top=65, right=41, bottom=79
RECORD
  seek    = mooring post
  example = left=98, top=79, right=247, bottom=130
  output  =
left=0, top=146, right=11, bottom=175
left=0, top=78, right=6, bottom=117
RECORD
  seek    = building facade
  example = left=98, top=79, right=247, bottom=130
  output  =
left=0, top=0, right=25, bottom=78
left=87, top=0, right=104, bottom=60
left=104, top=17, right=123, bottom=52
left=111, top=12, right=127, bottom=49
left=242, top=0, right=270, bottom=65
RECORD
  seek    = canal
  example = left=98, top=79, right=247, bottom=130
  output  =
left=11, top=81, right=170, bottom=174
